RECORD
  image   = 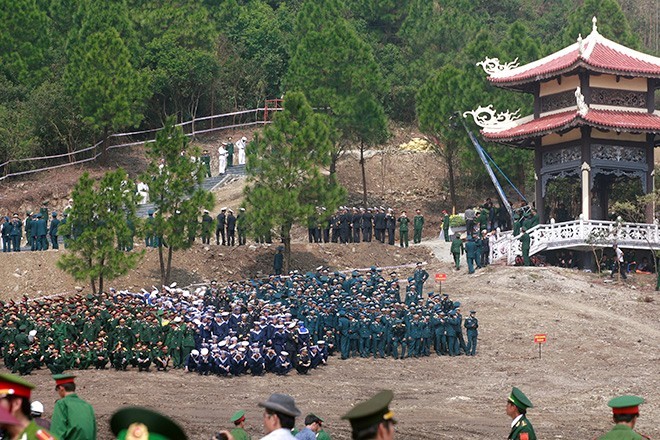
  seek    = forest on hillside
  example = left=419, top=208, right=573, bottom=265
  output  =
left=0, top=0, right=658, bottom=196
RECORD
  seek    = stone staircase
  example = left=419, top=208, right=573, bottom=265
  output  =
left=136, top=164, right=246, bottom=217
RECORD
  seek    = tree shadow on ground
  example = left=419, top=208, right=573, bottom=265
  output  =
left=243, top=249, right=328, bottom=279
left=148, top=266, right=203, bottom=287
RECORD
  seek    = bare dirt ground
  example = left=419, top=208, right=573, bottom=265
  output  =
left=17, top=263, right=660, bottom=440
left=0, top=128, right=658, bottom=439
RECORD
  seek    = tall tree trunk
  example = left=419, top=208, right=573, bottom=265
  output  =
left=329, top=151, right=338, bottom=175
left=90, top=278, right=97, bottom=295
left=166, top=246, right=174, bottom=286
left=447, top=157, right=457, bottom=215
left=283, top=222, right=291, bottom=274
left=360, top=141, right=368, bottom=206
left=158, top=245, right=166, bottom=287
left=98, top=255, right=105, bottom=294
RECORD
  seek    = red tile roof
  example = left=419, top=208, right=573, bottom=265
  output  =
left=482, top=109, right=660, bottom=142
left=488, top=29, right=660, bottom=86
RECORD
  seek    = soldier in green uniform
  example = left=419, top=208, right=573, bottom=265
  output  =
left=229, top=410, right=251, bottom=440
left=450, top=233, right=464, bottom=270
left=51, top=374, right=97, bottom=440
left=597, top=395, right=647, bottom=440
left=442, top=210, right=450, bottom=242
left=342, top=389, right=396, bottom=440
left=0, top=373, right=57, bottom=440
left=506, top=387, right=536, bottom=440
left=110, top=406, right=188, bottom=440
left=397, top=211, right=409, bottom=248
left=201, top=149, right=212, bottom=177
left=226, top=137, right=234, bottom=168
left=24, top=212, right=33, bottom=248
left=201, top=210, right=213, bottom=245
left=519, top=227, right=531, bottom=266
left=412, top=209, right=424, bottom=244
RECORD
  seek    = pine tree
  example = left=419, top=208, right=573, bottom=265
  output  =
left=143, top=117, right=215, bottom=287
left=286, top=0, right=387, bottom=174
left=244, top=92, right=345, bottom=272
left=57, top=170, right=143, bottom=294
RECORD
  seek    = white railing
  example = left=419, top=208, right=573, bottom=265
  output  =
left=491, top=219, right=660, bottom=265
left=0, top=106, right=281, bottom=183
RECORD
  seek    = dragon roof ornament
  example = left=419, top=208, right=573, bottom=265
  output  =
left=476, top=57, right=520, bottom=76
left=462, top=105, right=521, bottom=131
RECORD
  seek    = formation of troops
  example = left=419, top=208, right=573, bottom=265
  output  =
left=0, top=263, right=477, bottom=382
left=1, top=203, right=66, bottom=252
left=307, top=207, right=425, bottom=247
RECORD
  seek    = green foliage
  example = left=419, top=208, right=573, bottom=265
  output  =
left=449, top=215, right=466, bottom=228
left=57, top=170, right=143, bottom=294
left=65, top=27, right=149, bottom=135
left=0, top=0, right=53, bottom=87
left=0, top=102, right=39, bottom=166
left=244, top=92, right=345, bottom=271
left=143, top=117, right=215, bottom=286
left=287, top=0, right=387, bottom=172
left=563, top=0, right=640, bottom=48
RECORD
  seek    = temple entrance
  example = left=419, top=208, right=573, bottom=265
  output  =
left=596, top=174, right=647, bottom=222
left=544, top=177, right=580, bottom=223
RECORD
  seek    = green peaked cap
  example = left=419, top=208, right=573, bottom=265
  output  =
left=608, top=395, right=644, bottom=411
left=342, top=390, right=395, bottom=432
left=110, top=407, right=186, bottom=440
left=508, top=387, right=533, bottom=410
left=230, top=410, right=245, bottom=423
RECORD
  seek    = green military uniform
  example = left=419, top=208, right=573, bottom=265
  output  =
left=413, top=212, right=424, bottom=244
left=229, top=410, right=251, bottom=440
left=20, top=420, right=56, bottom=440
left=317, top=429, right=331, bottom=440
left=519, top=230, right=531, bottom=266
left=0, top=373, right=56, bottom=440
left=51, top=374, right=97, bottom=440
left=450, top=234, right=464, bottom=270
left=597, top=395, right=646, bottom=440
left=398, top=215, right=409, bottom=248
left=508, top=387, right=536, bottom=440
left=227, top=141, right=234, bottom=168
left=201, top=211, right=213, bottom=245
left=201, top=150, right=211, bottom=177
left=442, top=212, right=450, bottom=242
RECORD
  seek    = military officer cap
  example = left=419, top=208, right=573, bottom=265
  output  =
left=607, top=395, right=644, bottom=416
left=508, top=387, right=533, bottom=411
left=230, top=410, right=246, bottom=424
left=342, top=390, right=396, bottom=433
left=52, top=373, right=76, bottom=386
left=470, top=310, right=476, bottom=314
left=111, top=406, right=187, bottom=440
left=0, top=373, right=35, bottom=399
left=52, top=212, right=57, bottom=217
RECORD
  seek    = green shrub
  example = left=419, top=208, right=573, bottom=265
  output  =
left=449, top=215, right=465, bottom=227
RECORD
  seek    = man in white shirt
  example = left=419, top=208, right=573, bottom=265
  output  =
left=258, top=393, right=301, bottom=440
left=218, top=143, right=228, bottom=175
left=236, top=136, right=247, bottom=165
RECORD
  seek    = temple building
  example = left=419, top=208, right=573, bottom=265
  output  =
left=465, top=17, right=660, bottom=224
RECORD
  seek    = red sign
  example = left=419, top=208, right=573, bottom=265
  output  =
left=534, top=334, right=547, bottom=344
left=435, top=273, right=447, bottom=282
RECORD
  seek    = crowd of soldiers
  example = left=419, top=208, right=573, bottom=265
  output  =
left=306, top=207, right=425, bottom=247
left=0, top=264, right=477, bottom=381
left=1, top=203, right=66, bottom=253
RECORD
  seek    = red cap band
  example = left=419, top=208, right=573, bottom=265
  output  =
left=55, top=377, right=75, bottom=386
left=613, top=406, right=639, bottom=415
